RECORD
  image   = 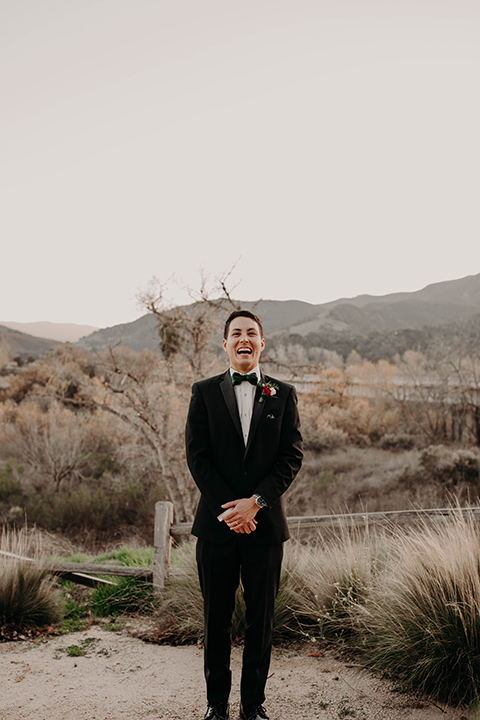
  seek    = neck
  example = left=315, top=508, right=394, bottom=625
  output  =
left=230, top=365, right=259, bottom=375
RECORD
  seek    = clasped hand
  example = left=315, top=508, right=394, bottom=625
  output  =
left=221, top=497, right=258, bottom=534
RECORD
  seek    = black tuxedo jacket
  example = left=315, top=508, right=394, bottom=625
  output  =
left=185, top=370, right=303, bottom=545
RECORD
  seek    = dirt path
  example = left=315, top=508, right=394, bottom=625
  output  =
left=0, top=625, right=467, bottom=720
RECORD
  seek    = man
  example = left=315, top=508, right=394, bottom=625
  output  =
left=185, top=309, right=303, bottom=720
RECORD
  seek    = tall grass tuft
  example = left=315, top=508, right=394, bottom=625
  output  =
left=154, top=529, right=383, bottom=646
left=280, top=525, right=385, bottom=644
left=150, top=513, right=480, bottom=709
left=154, top=542, right=300, bottom=644
left=0, top=528, right=62, bottom=635
left=154, top=541, right=205, bottom=643
left=362, top=511, right=480, bottom=706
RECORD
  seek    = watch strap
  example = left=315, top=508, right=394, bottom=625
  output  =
left=253, top=493, right=267, bottom=509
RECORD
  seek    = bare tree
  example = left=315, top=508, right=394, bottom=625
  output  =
left=91, top=347, right=201, bottom=522
left=91, top=272, right=241, bottom=522
left=393, top=352, right=449, bottom=442
left=137, top=270, right=240, bottom=382
left=443, top=346, right=480, bottom=445
left=0, top=403, right=98, bottom=492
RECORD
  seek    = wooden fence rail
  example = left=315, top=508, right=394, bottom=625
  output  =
left=3, top=502, right=480, bottom=591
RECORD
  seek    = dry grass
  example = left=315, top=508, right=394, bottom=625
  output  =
left=155, top=511, right=480, bottom=709
left=0, top=527, right=63, bottom=636
left=280, top=525, right=386, bottom=643
left=362, top=510, right=480, bottom=706
left=287, top=446, right=477, bottom=518
left=5, top=508, right=480, bottom=709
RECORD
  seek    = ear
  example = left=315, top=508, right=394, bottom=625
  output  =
left=222, top=338, right=228, bottom=353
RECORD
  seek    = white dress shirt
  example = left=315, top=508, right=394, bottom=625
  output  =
left=230, top=365, right=260, bottom=446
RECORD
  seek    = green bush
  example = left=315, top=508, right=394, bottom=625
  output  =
left=22, top=476, right=166, bottom=542
left=0, top=461, right=22, bottom=501
left=93, top=545, right=154, bottom=568
left=90, top=577, right=155, bottom=617
left=61, top=587, right=91, bottom=633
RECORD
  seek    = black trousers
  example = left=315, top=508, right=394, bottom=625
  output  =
left=196, top=537, right=283, bottom=708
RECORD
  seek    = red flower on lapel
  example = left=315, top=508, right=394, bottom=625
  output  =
left=258, top=381, right=279, bottom=403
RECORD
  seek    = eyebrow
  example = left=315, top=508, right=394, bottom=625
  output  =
left=230, top=325, right=259, bottom=334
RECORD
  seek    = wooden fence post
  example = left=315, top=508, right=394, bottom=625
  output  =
left=153, top=501, right=174, bottom=591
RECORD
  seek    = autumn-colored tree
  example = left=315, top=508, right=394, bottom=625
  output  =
left=298, top=361, right=400, bottom=450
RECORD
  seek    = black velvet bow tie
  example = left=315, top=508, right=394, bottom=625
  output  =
left=232, top=372, right=258, bottom=387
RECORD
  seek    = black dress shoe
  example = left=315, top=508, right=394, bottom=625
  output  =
left=204, top=702, right=230, bottom=720
left=239, top=704, right=269, bottom=720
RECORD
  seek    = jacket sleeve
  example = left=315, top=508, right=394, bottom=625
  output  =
left=253, top=384, right=303, bottom=508
left=185, top=381, right=237, bottom=518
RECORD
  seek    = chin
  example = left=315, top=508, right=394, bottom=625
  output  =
left=235, top=361, right=255, bottom=372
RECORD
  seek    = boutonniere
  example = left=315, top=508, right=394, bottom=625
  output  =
left=258, top=381, right=279, bottom=403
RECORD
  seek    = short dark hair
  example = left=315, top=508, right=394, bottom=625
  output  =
left=223, top=309, right=264, bottom=340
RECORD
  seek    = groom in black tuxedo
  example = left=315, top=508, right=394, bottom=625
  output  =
left=185, top=309, right=303, bottom=720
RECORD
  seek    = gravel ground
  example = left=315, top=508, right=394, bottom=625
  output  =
left=0, top=624, right=470, bottom=720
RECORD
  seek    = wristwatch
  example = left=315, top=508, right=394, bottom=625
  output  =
left=253, top=494, right=268, bottom=509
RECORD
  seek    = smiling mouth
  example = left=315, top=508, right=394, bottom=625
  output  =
left=237, top=348, right=252, bottom=355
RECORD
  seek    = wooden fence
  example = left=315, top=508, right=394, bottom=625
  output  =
left=3, top=501, right=480, bottom=591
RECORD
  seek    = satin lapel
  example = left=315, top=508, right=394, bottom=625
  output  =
left=244, top=373, right=267, bottom=456
left=220, top=371, right=243, bottom=439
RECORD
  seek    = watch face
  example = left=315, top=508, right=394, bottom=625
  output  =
left=255, top=495, right=267, bottom=508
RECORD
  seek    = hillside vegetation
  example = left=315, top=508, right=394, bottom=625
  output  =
left=1, top=326, right=480, bottom=546
left=73, top=272, right=480, bottom=357
left=2, top=274, right=480, bottom=545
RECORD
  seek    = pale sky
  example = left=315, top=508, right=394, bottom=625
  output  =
left=2, top=0, right=479, bottom=329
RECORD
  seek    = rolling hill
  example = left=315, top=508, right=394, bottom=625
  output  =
left=0, top=321, right=99, bottom=343
left=77, top=273, right=480, bottom=353
left=5, top=273, right=480, bottom=360
left=0, top=325, right=60, bottom=359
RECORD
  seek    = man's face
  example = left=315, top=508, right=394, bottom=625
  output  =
left=223, top=316, right=265, bottom=373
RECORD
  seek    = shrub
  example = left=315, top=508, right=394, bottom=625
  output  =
left=280, top=527, right=384, bottom=644
left=0, top=460, right=22, bottom=501
left=0, top=529, right=62, bottom=636
left=379, top=434, right=415, bottom=451
left=153, top=530, right=383, bottom=647
left=51, top=545, right=156, bottom=625
left=90, top=577, right=155, bottom=617
left=420, top=445, right=480, bottom=487
left=60, top=580, right=92, bottom=633
left=153, top=542, right=204, bottom=644
left=362, top=511, right=480, bottom=706
left=153, top=542, right=302, bottom=644
left=0, top=564, right=62, bottom=633
left=21, top=476, right=166, bottom=544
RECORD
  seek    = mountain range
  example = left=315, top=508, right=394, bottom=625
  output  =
left=0, top=321, right=99, bottom=343
left=3, top=273, right=480, bottom=360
